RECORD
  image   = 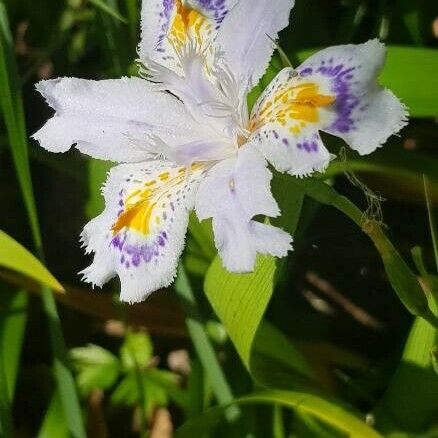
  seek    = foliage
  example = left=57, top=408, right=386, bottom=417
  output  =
left=0, top=0, right=437, bottom=437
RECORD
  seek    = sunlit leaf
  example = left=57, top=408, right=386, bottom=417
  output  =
left=0, top=230, right=64, bottom=292
left=177, top=390, right=382, bottom=438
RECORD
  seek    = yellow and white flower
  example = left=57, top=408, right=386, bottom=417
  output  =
left=33, top=0, right=407, bottom=302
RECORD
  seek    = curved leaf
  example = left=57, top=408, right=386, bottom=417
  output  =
left=177, top=390, right=382, bottom=438
left=0, top=230, right=64, bottom=292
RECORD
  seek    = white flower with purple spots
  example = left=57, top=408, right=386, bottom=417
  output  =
left=33, top=0, right=407, bottom=303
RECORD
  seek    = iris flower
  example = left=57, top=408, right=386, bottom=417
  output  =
left=33, top=0, right=407, bottom=303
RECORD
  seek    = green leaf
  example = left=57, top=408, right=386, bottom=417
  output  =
left=144, top=368, right=189, bottom=410
left=111, top=370, right=177, bottom=420
left=176, top=390, right=382, bottom=438
left=0, top=354, right=12, bottom=437
left=37, top=390, right=69, bottom=438
left=297, top=46, right=438, bottom=117
left=175, top=263, right=240, bottom=421
left=111, top=374, right=138, bottom=405
left=0, top=230, right=64, bottom=292
left=120, top=331, right=153, bottom=371
left=0, top=288, right=27, bottom=399
left=70, top=344, right=120, bottom=395
left=0, top=1, right=41, bottom=246
left=89, top=0, right=127, bottom=23
left=374, top=317, right=438, bottom=432
left=204, top=254, right=277, bottom=368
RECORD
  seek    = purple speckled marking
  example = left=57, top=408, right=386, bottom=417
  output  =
left=156, top=0, right=175, bottom=48
left=111, top=230, right=171, bottom=269
left=300, top=67, right=313, bottom=77
left=195, top=0, right=229, bottom=24
left=298, top=60, right=360, bottom=134
left=297, top=135, right=320, bottom=154
left=282, top=138, right=289, bottom=146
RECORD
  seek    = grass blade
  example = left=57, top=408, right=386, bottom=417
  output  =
left=37, top=390, right=69, bottom=438
left=174, top=263, right=240, bottom=421
left=0, top=288, right=28, bottom=399
left=0, top=3, right=86, bottom=436
left=89, top=0, right=128, bottom=23
left=0, top=288, right=27, bottom=438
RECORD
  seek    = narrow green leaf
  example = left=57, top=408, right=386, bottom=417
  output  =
left=0, top=4, right=86, bottom=435
left=37, top=390, right=69, bottom=438
left=0, top=230, right=64, bottom=292
left=89, top=0, right=127, bottom=23
left=0, top=353, right=12, bottom=438
left=175, top=263, right=240, bottom=421
left=298, top=46, right=438, bottom=117
left=177, top=390, right=382, bottom=438
left=124, top=0, right=140, bottom=44
left=0, top=288, right=27, bottom=399
left=0, top=1, right=41, bottom=246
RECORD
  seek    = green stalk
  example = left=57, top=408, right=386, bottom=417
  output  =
left=423, top=175, right=438, bottom=272
left=290, top=178, right=438, bottom=328
left=0, top=3, right=85, bottom=437
left=175, top=263, right=240, bottom=422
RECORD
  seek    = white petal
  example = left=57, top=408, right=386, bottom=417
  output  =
left=196, top=146, right=279, bottom=222
left=195, top=146, right=292, bottom=272
left=216, top=0, right=295, bottom=87
left=80, top=161, right=206, bottom=303
left=249, top=130, right=332, bottom=177
left=33, top=77, right=207, bottom=162
left=249, top=68, right=334, bottom=176
left=251, top=221, right=292, bottom=258
left=296, top=39, right=408, bottom=154
left=139, top=0, right=237, bottom=73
